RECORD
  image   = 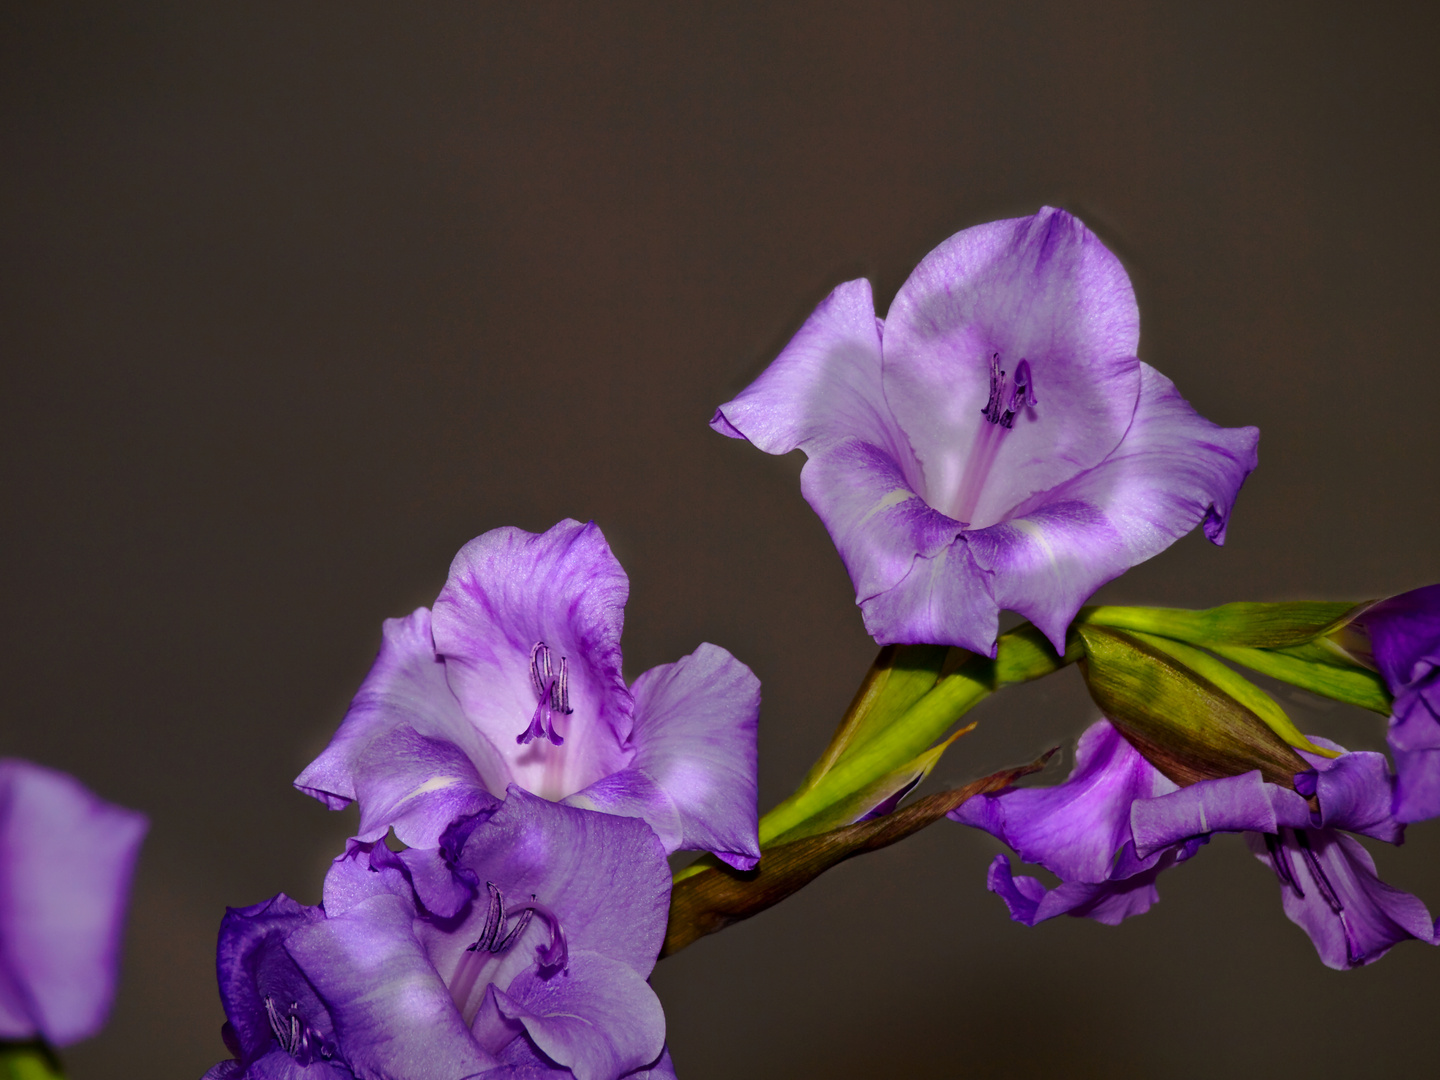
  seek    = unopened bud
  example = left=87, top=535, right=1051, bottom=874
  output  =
left=1077, top=624, right=1309, bottom=788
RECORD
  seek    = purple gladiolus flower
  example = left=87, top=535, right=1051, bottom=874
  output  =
left=204, top=790, right=672, bottom=1080
left=295, top=519, right=761, bottom=870
left=1347, top=584, right=1440, bottom=823
left=952, top=720, right=1439, bottom=969
left=711, top=208, right=1260, bottom=654
left=0, top=759, right=147, bottom=1047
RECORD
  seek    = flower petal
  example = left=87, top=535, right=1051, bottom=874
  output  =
left=214, top=894, right=329, bottom=1068
left=1247, top=829, right=1439, bottom=969
left=284, top=891, right=498, bottom=1080
left=491, top=951, right=666, bottom=1080
left=427, top=789, right=670, bottom=981
left=0, top=760, right=147, bottom=1047
left=857, top=535, right=999, bottom=652
left=1389, top=678, right=1440, bottom=822
left=570, top=643, right=761, bottom=869
left=1358, top=583, right=1440, bottom=691
left=799, top=437, right=963, bottom=607
left=432, top=521, right=634, bottom=801
left=985, top=854, right=1164, bottom=927
left=966, top=363, right=1259, bottom=650
left=882, top=208, right=1142, bottom=528
left=710, top=277, right=911, bottom=468
left=294, top=608, right=508, bottom=846
left=951, top=720, right=1176, bottom=882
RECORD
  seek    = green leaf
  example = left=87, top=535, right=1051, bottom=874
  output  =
left=661, top=752, right=1055, bottom=957
left=1080, top=601, right=1367, bottom=649
left=757, top=623, right=1077, bottom=848
left=1209, top=642, right=1392, bottom=715
left=1077, top=624, right=1310, bottom=787
left=764, top=722, right=976, bottom=847
left=0, top=1044, right=64, bottom=1080
left=795, top=643, right=950, bottom=794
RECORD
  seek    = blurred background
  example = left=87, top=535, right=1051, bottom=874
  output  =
left=3, top=2, right=1438, bottom=1076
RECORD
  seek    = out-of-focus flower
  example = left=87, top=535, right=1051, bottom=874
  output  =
left=711, top=208, right=1258, bottom=655
left=0, top=759, right=147, bottom=1047
left=204, top=790, right=672, bottom=1080
left=296, top=519, right=761, bottom=869
left=952, top=720, right=1438, bottom=969
left=1343, top=584, right=1440, bottom=822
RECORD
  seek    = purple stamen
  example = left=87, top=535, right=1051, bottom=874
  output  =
left=1263, top=832, right=1301, bottom=895
left=519, top=642, right=574, bottom=746
left=463, top=883, right=568, bottom=970
left=1295, top=830, right=1345, bottom=915
left=980, top=352, right=1006, bottom=423
left=264, top=997, right=335, bottom=1065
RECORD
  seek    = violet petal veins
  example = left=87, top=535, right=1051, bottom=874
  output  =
left=295, top=519, right=761, bottom=869
left=712, top=208, right=1259, bottom=654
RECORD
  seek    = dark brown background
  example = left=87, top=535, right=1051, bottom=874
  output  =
left=3, top=3, right=1438, bottom=1077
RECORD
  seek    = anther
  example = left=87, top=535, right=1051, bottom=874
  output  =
left=464, top=882, right=568, bottom=971
left=519, top=642, right=572, bottom=746
left=980, top=353, right=1038, bottom=428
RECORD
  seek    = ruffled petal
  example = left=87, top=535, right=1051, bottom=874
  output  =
left=985, top=854, right=1163, bottom=927
left=284, top=892, right=498, bottom=1079
left=710, top=277, right=911, bottom=468
left=857, top=535, right=998, bottom=652
left=951, top=720, right=1176, bottom=882
left=0, top=760, right=147, bottom=1047
left=965, top=363, right=1260, bottom=651
left=432, top=521, right=634, bottom=801
left=491, top=951, right=666, bottom=1080
left=294, top=608, right=509, bottom=846
left=570, top=644, right=760, bottom=869
left=1247, top=829, right=1439, bottom=969
left=882, top=208, right=1142, bottom=529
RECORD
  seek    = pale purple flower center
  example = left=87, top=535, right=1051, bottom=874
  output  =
left=948, top=353, right=1039, bottom=525
left=448, top=881, right=570, bottom=1024
left=264, top=996, right=336, bottom=1066
left=517, top=641, right=573, bottom=747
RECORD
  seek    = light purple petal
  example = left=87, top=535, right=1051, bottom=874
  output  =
left=0, top=759, right=147, bottom=1047
left=491, top=951, right=666, bottom=1080
left=857, top=535, right=999, bottom=653
left=710, top=277, right=911, bottom=469
left=1247, top=829, right=1439, bottom=969
left=1130, top=770, right=1308, bottom=858
left=285, top=891, right=498, bottom=1080
left=950, top=720, right=1176, bottom=882
left=965, top=363, right=1260, bottom=651
left=294, top=608, right=508, bottom=847
left=432, top=521, right=634, bottom=802
left=798, top=437, right=964, bottom=607
left=208, top=1049, right=352, bottom=1079
left=1306, top=750, right=1405, bottom=842
left=882, top=208, right=1142, bottom=529
left=985, top=854, right=1163, bottom=927
left=423, top=789, right=670, bottom=984
left=571, top=644, right=761, bottom=869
